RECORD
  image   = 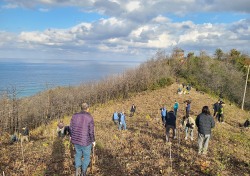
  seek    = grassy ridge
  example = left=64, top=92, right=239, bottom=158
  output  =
left=1, top=83, right=249, bottom=175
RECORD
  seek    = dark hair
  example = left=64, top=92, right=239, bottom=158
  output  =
left=202, top=106, right=210, bottom=115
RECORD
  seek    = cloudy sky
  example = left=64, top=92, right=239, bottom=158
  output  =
left=0, top=0, right=250, bottom=63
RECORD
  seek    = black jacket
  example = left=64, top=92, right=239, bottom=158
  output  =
left=195, top=113, right=215, bottom=135
left=213, top=102, right=220, bottom=111
left=165, top=111, right=176, bottom=128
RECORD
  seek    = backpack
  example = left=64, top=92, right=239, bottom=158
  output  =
left=244, top=120, right=250, bottom=127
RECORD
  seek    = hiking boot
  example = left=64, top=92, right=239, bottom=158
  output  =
left=75, top=167, right=81, bottom=176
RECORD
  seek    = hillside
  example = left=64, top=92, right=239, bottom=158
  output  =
left=0, top=83, right=249, bottom=176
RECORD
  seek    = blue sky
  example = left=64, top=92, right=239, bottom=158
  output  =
left=0, top=0, right=250, bottom=63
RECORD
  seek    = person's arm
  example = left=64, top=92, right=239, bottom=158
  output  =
left=89, top=118, right=95, bottom=143
left=69, top=117, right=73, bottom=137
left=195, top=115, right=199, bottom=127
left=211, top=116, right=215, bottom=128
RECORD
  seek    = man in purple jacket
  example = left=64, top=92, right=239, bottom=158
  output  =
left=70, top=103, right=95, bottom=176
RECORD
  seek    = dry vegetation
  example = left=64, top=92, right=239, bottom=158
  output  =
left=1, top=83, right=249, bottom=176
left=0, top=49, right=250, bottom=175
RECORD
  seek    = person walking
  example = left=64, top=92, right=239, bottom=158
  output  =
left=21, top=126, right=30, bottom=143
left=182, top=115, right=195, bottom=141
left=70, top=103, right=95, bottom=176
left=160, top=106, right=168, bottom=125
left=185, top=100, right=191, bottom=118
left=113, top=111, right=119, bottom=125
left=130, top=104, right=136, bottom=117
left=119, top=112, right=127, bottom=130
left=165, top=110, right=177, bottom=142
left=213, top=99, right=220, bottom=117
left=173, top=101, right=179, bottom=117
left=195, top=106, right=215, bottom=155
left=217, top=101, right=225, bottom=123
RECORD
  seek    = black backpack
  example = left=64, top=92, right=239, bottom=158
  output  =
left=244, top=120, right=250, bottom=127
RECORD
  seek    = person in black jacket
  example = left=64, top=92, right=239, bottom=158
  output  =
left=130, top=104, right=136, bottom=117
left=213, top=99, right=220, bottom=117
left=165, top=110, right=177, bottom=142
left=195, top=106, right=215, bottom=155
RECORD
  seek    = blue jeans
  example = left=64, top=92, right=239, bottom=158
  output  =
left=74, top=143, right=92, bottom=173
left=119, top=121, right=126, bottom=130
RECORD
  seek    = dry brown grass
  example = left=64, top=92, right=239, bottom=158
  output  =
left=0, top=83, right=249, bottom=175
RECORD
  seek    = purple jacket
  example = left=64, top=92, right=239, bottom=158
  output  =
left=70, top=111, right=95, bottom=146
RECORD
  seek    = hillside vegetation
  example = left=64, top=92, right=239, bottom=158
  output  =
left=1, top=83, right=249, bottom=176
left=1, top=49, right=250, bottom=135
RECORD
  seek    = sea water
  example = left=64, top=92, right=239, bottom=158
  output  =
left=0, top=60, right=140, bottom=98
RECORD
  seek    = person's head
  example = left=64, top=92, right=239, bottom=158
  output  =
left=202, top=106, right=210, bottom=115
left=82, top=103, right=89, bottom=111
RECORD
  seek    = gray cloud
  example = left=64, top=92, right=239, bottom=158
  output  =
left=3, top=0, right=250, bottom=18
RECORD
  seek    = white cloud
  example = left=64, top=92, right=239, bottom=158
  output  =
left=125, top=1, right=141, bottom=12
left=0, top=0, right=250, bottom=61
left=0, top=31, right=16, bottom=46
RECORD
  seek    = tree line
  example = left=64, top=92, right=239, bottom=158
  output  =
left=0, top=48, right=249, bottom=134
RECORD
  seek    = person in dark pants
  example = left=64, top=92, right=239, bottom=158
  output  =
left=213, top=99, right=220, bottom=117
left=165, top=110, right=177, bottom=142
left=217, top=101, right=225, bottom=123
left=195, top=106, right=215, bottom=155
left=130, top=104, right=136, bottom=117
left=185, top=100, right=191, bottom=118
